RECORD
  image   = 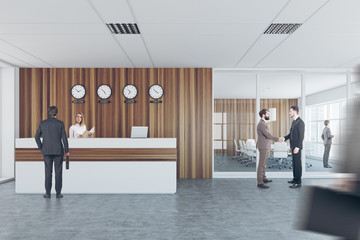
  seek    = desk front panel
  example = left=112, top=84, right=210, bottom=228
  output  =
left=15, top=148, right=177, bottom=162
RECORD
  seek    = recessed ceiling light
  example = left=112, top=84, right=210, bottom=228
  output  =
left=106, top=23, right=140, bottom=34
left=263, top=23, right=302, bottom=34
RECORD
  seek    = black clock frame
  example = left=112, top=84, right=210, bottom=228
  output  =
left=71, top=84, right=86, bottom=99
left=97, top=84, right=112, bottom=99
left=122, top=84, right=138, bottom=99
left=148, top=84, right=164, bottom=100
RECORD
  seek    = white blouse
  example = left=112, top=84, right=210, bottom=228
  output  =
left=69, top=124, right=87, bottom=138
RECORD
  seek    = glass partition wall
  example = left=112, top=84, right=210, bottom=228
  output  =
left=213, top=70, right=352, bottom=178
left=259, top=74, right=301, bottom=173
left=213, top=74, right=257, bottom=173
left=304, top=74, right=347, bottom=173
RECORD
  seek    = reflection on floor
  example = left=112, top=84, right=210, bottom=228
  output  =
left=214, top=155, right=341, bottom=173
left=214, top=155, right=291, bottom=172
left=305, top=157, right=341, bottom=172
left=0, top=178, right=14, bottom=184
left=0, top=179, right=337, bottom=240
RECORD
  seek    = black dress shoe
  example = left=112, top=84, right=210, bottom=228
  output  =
left=56, top=194, right=63, bottom=198
left=43, top=194, right=51, bottom=198
left=263, top=179, right=272, bottom=183
left=257, top=183, right=269, bottom=189
left=326, top=165, right=332, bottom=168
left=289, top=183, right=301, bottom=188
left=288, top=180, right=295, bottom=184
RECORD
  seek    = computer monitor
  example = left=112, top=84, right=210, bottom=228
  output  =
left=131, top=126, right=148, bottom=138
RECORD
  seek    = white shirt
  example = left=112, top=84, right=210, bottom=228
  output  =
left=69, top=124, right=86, bottom=138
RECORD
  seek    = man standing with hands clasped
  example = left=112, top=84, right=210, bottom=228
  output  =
left=256, top=109, right=283, bottom=189
left=321, top=120, right=334, bottom=168
left=35, top=106, right=69, bottom=198
left=280, top=106, right=305, bottom=188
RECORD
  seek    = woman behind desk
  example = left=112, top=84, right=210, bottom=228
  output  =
left=69, top=112, right=92, bottom=138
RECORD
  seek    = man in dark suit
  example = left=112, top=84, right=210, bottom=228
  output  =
left=256, top=109, right=282, bottom=189
left=321, top=120, right=334, bottom=168
left=282, top=106, right=305, bottom=188
left=35, top=106, right=69, bottom=198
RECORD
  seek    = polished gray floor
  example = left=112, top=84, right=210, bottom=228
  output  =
left=0, top=179, right=338, bottom=240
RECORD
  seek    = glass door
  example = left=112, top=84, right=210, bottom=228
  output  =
left=259, top=74, right=301, bottom=174
left=213, top=73, right=257, bottom=174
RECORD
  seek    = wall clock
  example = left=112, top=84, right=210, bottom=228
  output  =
left=71, top=84, right=86, bottom=99
left=97, top=84, right=112, bottom=99
left=123, top=84, right=138, bottom=99
left=149, top=84, right=164, bottom=99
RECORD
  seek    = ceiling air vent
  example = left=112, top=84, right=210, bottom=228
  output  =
left=106, top=23, right=140, bottom=34
left=263, top=23, right=302, bottom=34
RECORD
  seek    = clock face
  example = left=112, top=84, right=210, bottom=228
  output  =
left=97, top=84, right=112, bottom=99
left=123, top=84, right=138, bottom=99
left=71, top=84, right=86, bottom=99
left=149, top=84, right=164, bottom=99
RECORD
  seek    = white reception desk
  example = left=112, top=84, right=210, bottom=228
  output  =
left=15, top=138, right=177, bottom=194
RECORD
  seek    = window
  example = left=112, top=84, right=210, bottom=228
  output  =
left=306, top=99, right=346, bottom=161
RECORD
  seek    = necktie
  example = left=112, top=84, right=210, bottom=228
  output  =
left=291, top=120, right=295, bottom=128
left=290, top=119, right=295, bottom=134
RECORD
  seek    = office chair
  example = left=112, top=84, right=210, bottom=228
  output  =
left=233, top=139, right=242, bottom=161
left=268, top=142, right=291, bottom=170
left=239, top=140, right=249, bottom=164
left=244, top=139, right=256, bottom=167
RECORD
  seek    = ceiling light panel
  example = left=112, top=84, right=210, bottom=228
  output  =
left=263, top=23, right=302, bottom=34
left=106, top=23, right=140, bottom=34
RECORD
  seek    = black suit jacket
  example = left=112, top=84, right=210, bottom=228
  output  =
left=284, top=117, right=305, bottom=150
left=35, top=117, right=69, bottom=156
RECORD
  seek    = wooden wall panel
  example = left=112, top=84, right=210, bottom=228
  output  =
left=214, top=98, right=298, bottom=156
left=260, top=99, right=298, bottom=138
left=197, top=68, right=213, bottom=178
left=19, top=68, right=212, bottom=178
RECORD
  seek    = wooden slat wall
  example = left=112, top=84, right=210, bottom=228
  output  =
left=260, top=99, right=298, bottom=139
left=214, top=98, right=298, bottom=156
left=19, top=68, right=212, bottom=178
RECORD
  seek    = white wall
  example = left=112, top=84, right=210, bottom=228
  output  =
left=305, top=80, right=360, bottom=106
left=0, top=67, right=17, bottom=179
left=306, top=85, right=346, bottom=106
left=0, top=70, right=2, bottom=176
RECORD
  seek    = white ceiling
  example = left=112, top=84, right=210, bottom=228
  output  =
left=0, top=0, right=360, bottom=68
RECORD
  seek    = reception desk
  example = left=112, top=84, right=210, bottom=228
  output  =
left=15, top=138, right=177, bottom=194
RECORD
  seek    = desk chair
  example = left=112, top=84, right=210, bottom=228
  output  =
left=244, top=139, right=256, bottom=167
left=233, top=139, right=242, bottom=161
left=239, top=140, right=250, bottom=164
left=269, top=142, right=291, bottom=170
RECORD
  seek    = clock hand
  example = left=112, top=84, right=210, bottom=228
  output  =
left=102, top=89, right=106, bottom=94
left=128, top=89, right=131, bottom=94
left=154, top=89, right=159, bottom=93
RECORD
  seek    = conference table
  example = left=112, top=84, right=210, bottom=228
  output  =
left=15, top=138, right=177, bottom=194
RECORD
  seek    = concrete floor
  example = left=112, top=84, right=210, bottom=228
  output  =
left=0, top=179, right=338, bottom=240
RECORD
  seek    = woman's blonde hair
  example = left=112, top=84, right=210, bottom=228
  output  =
left=75, top=112, right=85, bottom=126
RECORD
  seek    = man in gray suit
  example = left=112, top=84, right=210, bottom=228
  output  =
left=321, top=120, right=334, bottom=168
left=256, top=109, right=282, bottom=189
left=35, top=106, right=69, bottom=198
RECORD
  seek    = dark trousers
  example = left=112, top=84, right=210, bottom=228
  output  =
left=44, top=155, right=63, bottom=194
left=292, top=149, right=302, bottom=184
left=323, top=144, right=331, bottom=167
